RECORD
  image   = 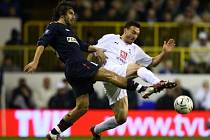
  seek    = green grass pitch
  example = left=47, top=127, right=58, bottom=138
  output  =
left=0, top=137, right=209, bottom=140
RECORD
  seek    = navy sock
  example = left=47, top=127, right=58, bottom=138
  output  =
left=51, top=128, right=59, bottom=135
left=51, top=119, right=73, bottom=135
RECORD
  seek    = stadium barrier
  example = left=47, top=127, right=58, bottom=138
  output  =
left=0, top=109, right=210, bottom=137
left=1, top=46, right=210, bottom=72
left=24, top=21, right=210, bottom=46
left=3, top=73, right=210, bottom=103
left=1, top=74, right=210, bottom=137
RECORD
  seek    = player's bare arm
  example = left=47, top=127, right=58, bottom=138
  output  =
left=24, top=45, right=45, bottom=73
left=88, top=45, right=107, bottom=64
left=150, top=39, right=175, bottom=67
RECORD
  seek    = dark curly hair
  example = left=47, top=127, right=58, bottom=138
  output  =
left=124, top=21, right=141, bottom=29
left=52, top=0, right=74, bottom=21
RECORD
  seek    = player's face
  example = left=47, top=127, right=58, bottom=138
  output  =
left=64, top=9, right=76, bottom=26
left=124, top=26, right=140, bottom=44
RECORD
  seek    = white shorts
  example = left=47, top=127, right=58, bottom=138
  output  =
left=103, top=63, right=128, bottom=105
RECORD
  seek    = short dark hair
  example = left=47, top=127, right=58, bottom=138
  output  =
left=124, top=21, right=141, bottom=29
left=52, top=0, right=74, bottom=21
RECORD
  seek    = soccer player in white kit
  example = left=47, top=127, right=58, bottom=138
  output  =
left=89, top=21, right=176, bottom=140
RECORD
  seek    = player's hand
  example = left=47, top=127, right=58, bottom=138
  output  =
left=162, top=39, right=176, bottom=53
left=95, top=48, right=107, bottom=64
left=24, top=61, right=38, bottom=73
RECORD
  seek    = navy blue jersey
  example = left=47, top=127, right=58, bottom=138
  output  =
left=37, top=22, right=89, bottom=64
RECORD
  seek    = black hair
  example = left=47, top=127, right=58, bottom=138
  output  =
left=124, top=21, right=141, bottom=29
left=52, top=0, right=74, bottom=21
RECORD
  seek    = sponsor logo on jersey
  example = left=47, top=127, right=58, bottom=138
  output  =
left=116, top=50, right=128, bottom=64
left=67, top=37, right=79, bottom=45
left=65, top=29, right=70, bottom=32
left=120, top=50, right=128, bottom=60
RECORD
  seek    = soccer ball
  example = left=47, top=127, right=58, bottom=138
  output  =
left=174, top=95, right=193, bottom=114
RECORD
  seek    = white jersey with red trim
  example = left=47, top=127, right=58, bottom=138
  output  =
left=96, top=34, right=152, bottom=67
left=95, top=34, right=153, bottom=105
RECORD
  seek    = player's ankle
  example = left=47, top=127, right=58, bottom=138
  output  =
left=126, top=79, right=137, bottom=90
left=49, top=131, right=57, bottom=139
left=51, top=126, right=61, bottom=135
left=136, top=84, right=143, bottom=92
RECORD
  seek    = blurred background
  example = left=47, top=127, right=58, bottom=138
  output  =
left=0, top=0, right=210, bottom=139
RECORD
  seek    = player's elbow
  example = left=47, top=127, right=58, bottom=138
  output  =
left=150, top=63, right=157, bottom=67
left=149, top=61, right=157, bottom=67
left=151, top=58, right=161, bottom=67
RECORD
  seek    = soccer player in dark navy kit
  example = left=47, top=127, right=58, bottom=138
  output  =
left=24, top=1, right=163, bottom=140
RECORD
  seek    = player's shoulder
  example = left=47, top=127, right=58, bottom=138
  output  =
left=132, top=43, right=144, bottom=52
left=46, top=22, right=58, bottom=29
left=101, top=34, right=119, bottom=40
left=47, top=21, right=64, bottom=29
left=131, top=43, right=140, bottom=48
left=48, top=21, right=58, bottom=26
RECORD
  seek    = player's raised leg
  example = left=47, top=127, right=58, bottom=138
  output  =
left=126, top=63, right=160, bottom=84
left=93, top=67, right=145, bottom=93
left=126, top=63, right=177, bottom=98
left=94, top=65, right=170, bottom=99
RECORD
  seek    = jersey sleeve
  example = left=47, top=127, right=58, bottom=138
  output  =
left=135, top=46, right=152, bottom=67
left=75, top=36, right=90, bottom=52
left=37, top=23, right=56, bottom=47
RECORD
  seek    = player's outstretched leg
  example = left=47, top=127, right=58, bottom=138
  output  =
left=141, top=80, right=177, bottom=98
left=94, top=67, right=142, bottom=93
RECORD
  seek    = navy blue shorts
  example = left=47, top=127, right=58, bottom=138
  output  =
left=64, top=60, right=100, bottom=97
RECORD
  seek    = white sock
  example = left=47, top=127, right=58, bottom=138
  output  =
left=49, top=126, right=61, bottom=137
left=136, top=84, right=143, bottom=92
left=94, top=116, right=119, bottom=134
left=137, top=67, right=160, bottom=84
left=54, top=126, right=62, bottom=134
left=49, top=131, right=58, bottom=139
